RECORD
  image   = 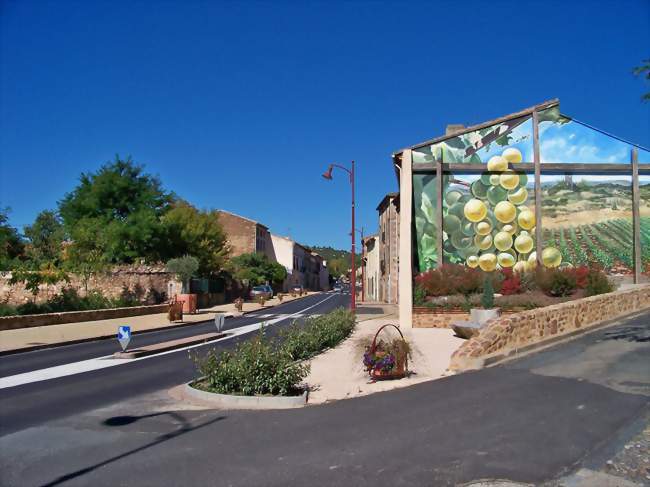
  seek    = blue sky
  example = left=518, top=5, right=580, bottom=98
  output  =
left=1, top=0, right=649, bottom=249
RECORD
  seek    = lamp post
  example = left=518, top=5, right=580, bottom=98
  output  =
left=322, top=160, right=356, bottom=312
left=354, top=227, right=365, bottom=302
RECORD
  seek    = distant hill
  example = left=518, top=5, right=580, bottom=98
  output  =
left=308, top=246, right=362, bottom=277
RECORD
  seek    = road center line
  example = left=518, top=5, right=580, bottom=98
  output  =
left=0, top=293, right=338, bottom=390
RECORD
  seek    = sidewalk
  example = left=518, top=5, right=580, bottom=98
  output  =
left=0, top=293, right=316, bottom=353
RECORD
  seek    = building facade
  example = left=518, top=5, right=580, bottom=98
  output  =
left=392, top=98, right=650, bottom=328
left=270, top=234, right=329, bottom=292
left=216, top=210, right=273, bottom=259
left=376, top=193, right=400, bottom=304
left=362, top=234, right=380, bottom=301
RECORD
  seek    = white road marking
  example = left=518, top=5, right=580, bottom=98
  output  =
left=0, top=293, right=338, bottom=390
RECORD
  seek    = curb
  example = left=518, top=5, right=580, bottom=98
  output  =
left=113, top=332, right=228, bottom=359
left=183, top=381, right=308, bottom=409
left=0, top=293, right=319, bottom=356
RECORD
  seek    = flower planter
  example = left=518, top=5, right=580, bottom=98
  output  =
left=469, top=308, right=501, bottom=325
left=176, top=293, right=197, bottom=314
left=364, top=323, right=409, bottom=381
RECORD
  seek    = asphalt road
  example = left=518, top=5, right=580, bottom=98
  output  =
left=0, top=291, right=349, bottom=436
left=0, top=305, right=648, bottom=487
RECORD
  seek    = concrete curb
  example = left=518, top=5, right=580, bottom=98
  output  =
left=113, top=332, right=228, bottom=359
left=0, top=293, right=318, bottom=356
left=183, top=381, right=308, bottom=409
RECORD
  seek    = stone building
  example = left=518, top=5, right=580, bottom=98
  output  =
left=216, top=210, right=273, bottom=259
left=377, top=192, right=400, bottom=304
left=362, top=234, right=380, bottom=301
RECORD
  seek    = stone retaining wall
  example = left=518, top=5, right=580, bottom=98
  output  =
left=0, top=265, right=171, bottom=307
left=449, top=285, right=650, bottom=371
left=0, top=304, right=169, bottom=330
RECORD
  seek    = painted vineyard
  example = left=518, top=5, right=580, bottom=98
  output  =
left=543, top=217, right=650, bottom=274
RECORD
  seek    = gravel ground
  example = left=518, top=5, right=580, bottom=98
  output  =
left=603, top=419, right=650, bottom=485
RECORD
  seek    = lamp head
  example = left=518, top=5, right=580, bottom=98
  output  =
left=322, top=165, right=333, bottom=180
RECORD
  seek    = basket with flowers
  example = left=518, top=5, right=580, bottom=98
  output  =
left=362, top=324, right=410, bottom=380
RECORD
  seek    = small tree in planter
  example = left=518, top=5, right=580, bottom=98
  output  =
left=470, top=275, right=500, bottom=325
left=166, top=255, right=199, bottom=314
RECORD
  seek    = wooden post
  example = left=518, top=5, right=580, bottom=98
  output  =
left=436, top=158, right=444, bottom=267
left=532, top=110, right=542, bottom=266
left=631, top=148, right=641, bottom=283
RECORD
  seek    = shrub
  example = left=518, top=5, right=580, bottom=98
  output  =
left=196, top=329, right=309, bottom=396
left=413, top=285, right=426, bottom=306
left=414, top=264, right=482, bottom=297
left=499, top=268, right=521, bottom=295
left=280, top=308, right=355, bottom=361
left=194, top=308, right=355, bottom=396
left=585, top=268, right=613, bottom=296
left=0, top=303, right=17, bottom=317
left=481, top=276, right=495, bottom=309
left=536, top=268, right=577, bottom=297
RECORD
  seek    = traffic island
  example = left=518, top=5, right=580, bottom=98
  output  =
left=183, top=382, right=308, bottom=409
left=113, top=332, right=227, bottom=359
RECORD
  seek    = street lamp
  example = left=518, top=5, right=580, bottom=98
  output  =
left=322, top=161, right=356, bottom=312
left=353, top=227, right=365, bottom=302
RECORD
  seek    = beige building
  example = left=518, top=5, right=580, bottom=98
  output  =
left=362, top=234, right=380, bottom=301
left=377, top=193, right=400, bottom=304
left=270, top=234, right=330, bottom=292
left=216, top=210, right=273, bottom=259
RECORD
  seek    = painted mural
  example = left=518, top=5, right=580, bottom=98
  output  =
left=413, top=107, right=650, bottom=274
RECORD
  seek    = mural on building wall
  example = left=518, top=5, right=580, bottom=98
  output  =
left=413, top=174, right=438, bottom=270
left=413, top=106, right=649, bottom=274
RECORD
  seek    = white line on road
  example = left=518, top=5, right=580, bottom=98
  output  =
left=0, top=293, right=338, bottom=390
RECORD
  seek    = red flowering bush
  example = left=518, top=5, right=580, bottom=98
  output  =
left=414, top=264, right=482, bottom=297
left=499, top=268, right=522, bottom=295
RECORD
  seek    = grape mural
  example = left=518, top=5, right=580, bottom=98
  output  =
left=438, top=147, right=562, bottom=273
left=411, top=103, right=650, bottom=276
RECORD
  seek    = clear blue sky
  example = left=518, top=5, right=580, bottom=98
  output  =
left=1, top=0, right=648, bottom=250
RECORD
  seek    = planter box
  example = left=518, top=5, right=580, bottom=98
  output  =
left=413, top=308, right=470, bottom=328
left=184, top=382, right=308, bottom=409
left=176, top=294, right=197, bottom=314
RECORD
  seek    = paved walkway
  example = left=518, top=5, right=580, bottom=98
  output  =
left=0, top=293, right=317, bottom=353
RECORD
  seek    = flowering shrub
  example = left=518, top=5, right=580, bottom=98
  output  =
left=500, top=268, right=522, bottom=295
left=536, top=268, right=577, bottom=297
left=415, top=264, right=482, bottom=297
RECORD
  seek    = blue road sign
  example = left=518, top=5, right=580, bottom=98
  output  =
left=118, top=326, right=131, bottom=340
left=117, top=325, right=131, bottom=351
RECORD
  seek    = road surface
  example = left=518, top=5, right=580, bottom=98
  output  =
left=0, top=302, right=648, bottom=486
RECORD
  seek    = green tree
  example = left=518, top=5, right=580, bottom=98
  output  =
left=166, top=255, right=199, bottom=293
left=228, top=253, right=287, bottom=286
left=23, top=210, right=65, bottom=265
left=58, top=156, right=174, bottom=264
left=162, top=202, right=228, bottom=276
left=0, top=208, right=24, bottom=270
left=633, top=59, right=650, bottom=102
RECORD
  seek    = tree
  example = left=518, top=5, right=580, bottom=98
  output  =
left=228, top=253, right=287, bottom=286
left=162, top=201, right=228, bottom=276
left=23, top=210, right=65, bottom=265
left=166, top=255, right=199, bottom=294
left=0, top=208, right=24, bottom=270
left=633, top=59, right=650, bottom=102
left=58, top=156, right=174, bottom=264
left=10, top=262, right=69, bottom=300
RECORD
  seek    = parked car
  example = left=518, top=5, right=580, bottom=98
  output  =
left=291, top=284, right=304, bottom=295
left=250, top=285, right=273, bottom=300
left=333, top=285, right=342, bottom=292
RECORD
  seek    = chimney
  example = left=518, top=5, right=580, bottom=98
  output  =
left=446, top=124, right=465, bottom=135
